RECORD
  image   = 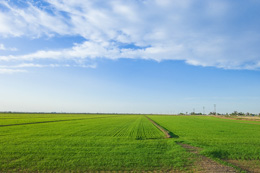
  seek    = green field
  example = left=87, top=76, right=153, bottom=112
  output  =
left=0, top=114, right=191, bottom=172
left=0, top=114, right=260, bottom=172
left=149, top=116, right=260, bottom=160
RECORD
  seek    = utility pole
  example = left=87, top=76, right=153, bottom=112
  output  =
left=203, top=106, right=205, bottom=115
left=214, top=104, right=216, bottom=115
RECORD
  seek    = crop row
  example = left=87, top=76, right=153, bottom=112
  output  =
left=0, top=114, right=191, bottom=171
left=99, top=116, right=165, bottom=139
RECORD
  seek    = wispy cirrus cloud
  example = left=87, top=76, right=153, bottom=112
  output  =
left=0, top=44, right=5, bottom=50
left=0, top=68, right=26, bottom=74
left=0, top=43, right=17, bottom=51
left=0, top=63, right=96, bottom=69
left=0, top=0, right=260, bottom=70
left=0, top=62, right=96, bottom=74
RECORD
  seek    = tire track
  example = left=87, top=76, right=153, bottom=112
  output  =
left=146, top=115, right=239, bottom=172
left=144, top=115, right=172, bottom=138
left=178, top=143, right=238, bottom=173
left=0, top=116, right=120, bottom=127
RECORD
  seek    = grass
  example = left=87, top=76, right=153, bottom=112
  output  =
left=149, top=115, right=260, bottom=160
left=0, top=114, right=191, bottom=172
left=2, top=113, right=260, bottom=172
left=0, top=113, right=110, bottom=126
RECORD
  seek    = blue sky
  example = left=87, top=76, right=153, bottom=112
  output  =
left=0, top=0, right=260, bottom=114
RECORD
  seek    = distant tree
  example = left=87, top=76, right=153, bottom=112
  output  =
left=238, top=112, right=245, bottom=116
left=230, top=111, right=238, bottom=116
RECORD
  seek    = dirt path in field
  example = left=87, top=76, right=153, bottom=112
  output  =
left=178, top=143, right=238, bottom=173
left=145, top=116, right=172, bottom=138
left=146, top=116, right=238, bottom=172
left=227, top=160, right=260, bottom=173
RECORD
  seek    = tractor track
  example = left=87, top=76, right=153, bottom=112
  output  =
left=145, top=115, right=239, bottom=173
left=0, top=116, right=120, bottom=127
left=144, top=115, right=172, bottom=138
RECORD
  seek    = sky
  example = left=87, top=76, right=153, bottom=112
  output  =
left=0, top=0, right=260, bottom=114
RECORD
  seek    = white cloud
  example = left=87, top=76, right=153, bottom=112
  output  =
left=0, top=63, right=44, bottom=68
left=0, top=43, right=17, bottom=51
left=0, top=62, right=97, bottom=72
left=0, top=63, right=94, bottom=68
left=0, top=41, right=185, bottom=62
left=0, top=44, right=5, bottom=50
left=0, top=1, right=69, bottom=37
left=0, top=0, right=260, bottom=70
left=0, top=68, right=26, bottom=74
left=78, top=64, right=97, bottom=69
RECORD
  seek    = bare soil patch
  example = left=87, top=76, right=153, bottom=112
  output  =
left=178, top=143, right=237, bottom=173
left=215, top=116, right=260, bottom=126
left=216, top=116, right=260, bottom=122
